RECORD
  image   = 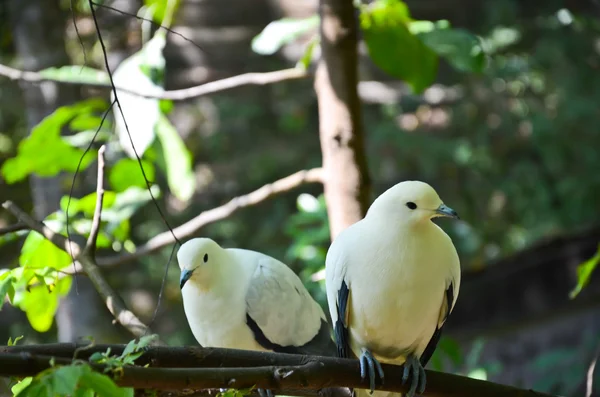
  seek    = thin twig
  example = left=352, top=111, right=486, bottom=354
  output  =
left=85, top=145, right=106, bottom=255
left=1, top=201, right=161, bottom=343
left=0, top=63, right=308, bottom=101
left=0, top=222, right=29, bottom=236
left=97, top=168, right=324, bottom=268
left=586, top=344, right=600, bottom=397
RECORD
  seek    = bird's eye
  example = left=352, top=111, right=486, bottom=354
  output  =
left=406, top=202, right=417, bottom=210
left=203, top=253, right=208, bottom=263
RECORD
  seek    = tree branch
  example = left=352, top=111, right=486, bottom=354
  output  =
left=85, top=145, right=106, bottom=255
left=0, top=63, right=308, bottom=101
left=0, top=344, right=559, bottom=397
left=97, top=168, right=324, bottom=268
left=1, top=201, right=160, bottom=342
left=314, top=0, right=371, bottom=240
left=0, top=222, right=29, bottom=236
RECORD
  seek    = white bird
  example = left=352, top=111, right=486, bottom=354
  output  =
left=325, top=181, right=461, bottom=397
left=178, top=236, right=336, bottom=357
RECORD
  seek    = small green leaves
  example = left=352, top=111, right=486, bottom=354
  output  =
left=360, top=0, right=437, bottom=93
left=359, top=0, right=485, bottom=93
left=1, top=99, right=107, bottom=183
left=418, top=27, right=485, bottom=73
left=252, top=16, right=320, bottom=56
left=154, top=114, right=196, bottom=202
left=570, top=244, right=600, bottom=299
left=109, top=159, right=156, bottom=192
left=15, top=362, right=133, bottom=397
left=7, top=335, right=24, bottom=346
left=20, top=276, right=72, bottom=333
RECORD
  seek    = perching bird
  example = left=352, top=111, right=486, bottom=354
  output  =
left=325, top=181, right=461, bottom=397
left=178, top=237, right=336, bottom=365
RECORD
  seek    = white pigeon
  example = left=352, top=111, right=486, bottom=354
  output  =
left=325, top=181, right=461, bottom=397
left=178, top=237, right=336, bottom=356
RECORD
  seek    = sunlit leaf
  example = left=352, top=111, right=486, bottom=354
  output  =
left=109, top=158, right=156, bottom=192
left=19, top=232, right=72, bottom=270
left=11, top=377, right=33, bottom=396
left=360, top=0, right=438, bottom=93
left=1, top=99, right=106, bottom=183
left=144, top=0, right=181, bottom=25
left=570, top=244, right=600, bottom=298
left=20, top=276, right=72, bottom=332
left=252, top=16, right=319, bottom=55
left=155, top=114, right=195, bottom=201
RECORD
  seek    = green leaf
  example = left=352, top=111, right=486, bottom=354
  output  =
left=102, top=186, right=161, bottom=225
left=20, top=232, right=72, bottom=270
left=11, top=377, right=33, bottom=396
left=109, top=158, right=156, bottom=192
left=50, top=365, right=84, bottom=395
left=570, top=244, right=600, bottom=299
left=252, top=16, right=320, bottom=55
left=0, top=275, right=15, bottom=308
left=360, top=0, right=438, bottom=93
left=76, top=191, right=118, bottom=217
left=78, top=367, right=133, bottom=397
left=7, top=334, right=24, bottom=346
left=418, top=28, right=485, bottom=73
left=144, top=0, right=181, bottom=25
left=297, top=37, right=319, bottom=70
left=1, top=99, right=106, bottom=183
left=38, top=66, right=110, bottom=85
left=20, top=276, right=72, bottom=332
left=155, top=114, right=195, bottom=201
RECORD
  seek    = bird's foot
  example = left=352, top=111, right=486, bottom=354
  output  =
left=359, top=349, right=385, bottom=395
left=257, top=388, right=274, bottom=397
left=401, top=355, right=426, bottom=397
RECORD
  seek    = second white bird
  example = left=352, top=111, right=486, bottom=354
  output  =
left=325, top=180, right=461, bottom=397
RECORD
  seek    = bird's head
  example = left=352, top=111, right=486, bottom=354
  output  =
left=367, top=180, right=459, bottom=225
left=177, top=237, right=225, bottom=291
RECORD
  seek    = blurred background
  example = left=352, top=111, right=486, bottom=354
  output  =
left=1, top=0, right=600, bottom=396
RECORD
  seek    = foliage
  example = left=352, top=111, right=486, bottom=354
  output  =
left=8, top=335, right=157, bottom=397
left=12, top=361, right=133, bottom=397
left=0, top=186, right=160, bottom=331
left=251, top=16, right=319, bottom=56
left=569, top=244, right=600, bottom=299
left=1, top=99, right=108, bottom=183
left=89, top=334, right=157, bottom=371
left=251, top=0, right=484, bottom=94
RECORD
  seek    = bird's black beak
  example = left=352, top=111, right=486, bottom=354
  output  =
left=435, top=204, right=460, bottom=219
left=180, top=269, right=193, bottom=290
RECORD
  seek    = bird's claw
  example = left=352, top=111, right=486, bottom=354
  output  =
left=257, top=388, right=274, bottom=397
left=401, top=355, right=426, bottom=397
left=359, top=349, right=385, bottom=395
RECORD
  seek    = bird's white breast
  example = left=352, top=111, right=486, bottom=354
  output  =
left=344, top=222, right=457, bottom=363
left=181, top=280, right=266, bottom=351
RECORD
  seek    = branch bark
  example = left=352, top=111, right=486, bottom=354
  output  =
left=96, top=168, right=323, bottom=268
left=314, top=0, right=371, bottom=240
left=0, top=63, right=307, bottom=101
left=0, top=344, right=559, bottom=397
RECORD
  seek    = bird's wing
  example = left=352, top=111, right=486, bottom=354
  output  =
left=325, top=236, right=352, bottom=359
left=243, top=253, right=336, bottom=356
left=419, top=279, right=456, bottom=366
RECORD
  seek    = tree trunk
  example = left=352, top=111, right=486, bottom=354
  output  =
left=314, top=0, right=371, bottom=240
left=8, top=0, right=125, bottom=343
